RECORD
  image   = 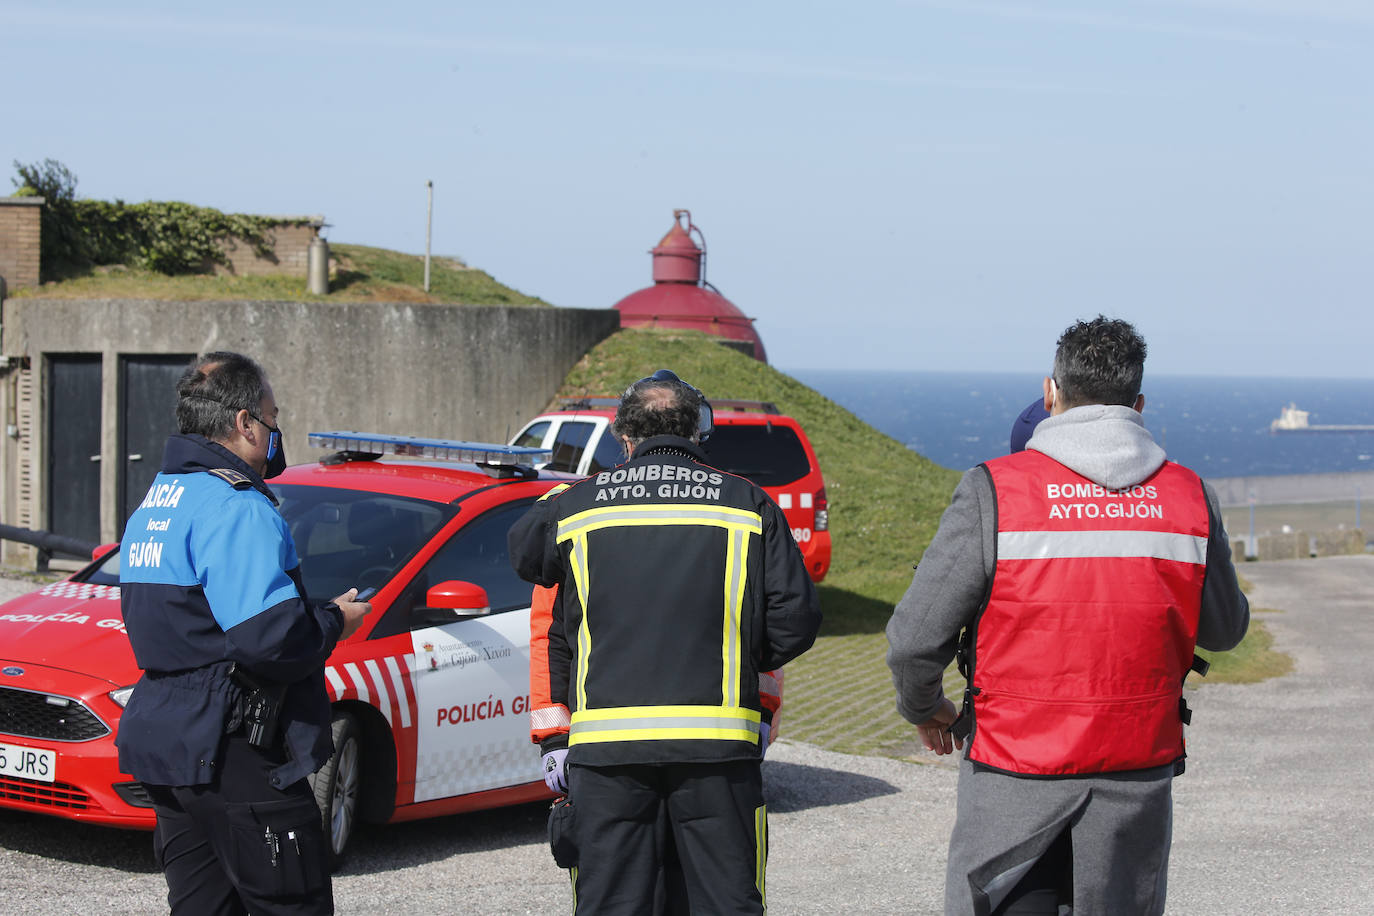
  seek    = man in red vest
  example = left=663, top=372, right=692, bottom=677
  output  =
left=887, top=316, right=1249, bottom=915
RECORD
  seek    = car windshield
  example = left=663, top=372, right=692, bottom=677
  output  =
left=275, top=485, right=454, bottom=599
left=703, top=424, right=812, bottom=488
left=85, top=485, right=454, bottom=600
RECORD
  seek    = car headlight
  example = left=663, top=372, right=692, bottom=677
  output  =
left=108, top=686, right=135, bottom=707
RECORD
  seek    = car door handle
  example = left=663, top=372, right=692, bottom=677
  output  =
left=89, top=455, right=101, bottom=462
left=127, top=454, right=143, bottom=461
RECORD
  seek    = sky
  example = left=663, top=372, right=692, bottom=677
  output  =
left=3, top=1, right=1371, bottom=377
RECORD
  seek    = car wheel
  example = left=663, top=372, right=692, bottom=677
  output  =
left=311, top=710, right=360, bottom=871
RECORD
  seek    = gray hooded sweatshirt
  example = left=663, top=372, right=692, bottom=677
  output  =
left=886, top=404, right=1249, bottom=915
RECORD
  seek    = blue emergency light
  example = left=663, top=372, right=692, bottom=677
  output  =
left=308, top=431, right=551, bottom=470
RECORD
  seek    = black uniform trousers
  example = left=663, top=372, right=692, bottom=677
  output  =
left=145, top=733, right=332, bottom=916
left=569, top=759, right=767, bottom=916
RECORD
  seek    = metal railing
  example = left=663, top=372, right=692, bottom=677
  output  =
left=0, top=523, right=99, bottom=567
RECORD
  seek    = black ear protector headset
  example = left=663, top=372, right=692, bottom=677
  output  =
left=624, top=369, right=714, bottom=443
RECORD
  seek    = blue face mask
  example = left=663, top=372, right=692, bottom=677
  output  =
left=248, top=411, right=286, bottom=478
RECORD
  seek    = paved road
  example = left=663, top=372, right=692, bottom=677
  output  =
left=0, top=557, right=1370, bottom=913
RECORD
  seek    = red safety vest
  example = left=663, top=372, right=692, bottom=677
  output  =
left=969, top=450, right=1209, bottom=776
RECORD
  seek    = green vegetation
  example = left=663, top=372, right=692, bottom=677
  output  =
left=11, top=243, right=547, bottom=306
left=12, top=159, right=280, bottom=278
left=329, top=245, right=547, bottom=306
left=9, top=160, right=545, bottom=305
left=561, top=327, right=1294, bottom=759
left=1195, top=613, right=1293, bottom=684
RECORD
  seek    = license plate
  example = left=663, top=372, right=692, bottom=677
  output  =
left=0, top=741, right=56, bottom=783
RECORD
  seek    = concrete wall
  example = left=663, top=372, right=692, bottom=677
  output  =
left=0, top=198, right=43, bottom=293
left=1206, top=470, right=1374, bottom=507
left=0, top=297, right=620, bottom=557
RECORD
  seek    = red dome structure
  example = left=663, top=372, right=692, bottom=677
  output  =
left=612, top=210, right=767, bottom=362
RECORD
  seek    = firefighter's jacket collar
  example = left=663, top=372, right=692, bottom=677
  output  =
left=630, top=435, right=707, bottom=463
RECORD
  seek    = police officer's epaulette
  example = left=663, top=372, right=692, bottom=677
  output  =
left=207, top=468, right=254, bottom=490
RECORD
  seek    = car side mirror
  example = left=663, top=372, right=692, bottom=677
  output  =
left=411, top=580, right=491, bottom=626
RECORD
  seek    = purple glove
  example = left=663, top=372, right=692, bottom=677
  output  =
left=542, top=748, right=569, bottom=794
left=760, top=723, right=771, bottom=758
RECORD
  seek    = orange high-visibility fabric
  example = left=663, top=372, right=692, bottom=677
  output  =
left=528, top=584, right=571, bottom=743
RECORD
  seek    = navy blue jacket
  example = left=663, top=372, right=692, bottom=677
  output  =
left=117, top=434, right=343, bottom=788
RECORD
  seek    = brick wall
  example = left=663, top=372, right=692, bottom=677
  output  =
left=0, top=202, right=321, bottom=284
left=0, top=197, right=44, bottom=292
left=214, top=219, right=322, bottom=277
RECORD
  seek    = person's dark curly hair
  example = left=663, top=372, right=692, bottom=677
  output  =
left=1052, top=316, right=1147, bottom=408
left=175, top=351, right=268, bottom=440
left=612, top=376, right=703, bottom=445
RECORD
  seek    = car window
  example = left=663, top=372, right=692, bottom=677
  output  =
left=547, top=422, right=595, bottom=473
left=588, top=426, right=625, bottom=474
left=513, top=421, right=550, bottom=450
left=275, top=485, right=453, bottom=601
left=86, top=487, right=452, bottom=596
left=85, top=550, right=120, bottom=585
left=703, top=425, right=813, bottom=488
left=373, top=499, right=537, bottom=637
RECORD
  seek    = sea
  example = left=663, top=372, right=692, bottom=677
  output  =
left=789, top=370, right=1374, bottom=480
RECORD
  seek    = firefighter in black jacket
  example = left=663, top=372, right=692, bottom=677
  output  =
left=509, top=370, right=822, bottom=915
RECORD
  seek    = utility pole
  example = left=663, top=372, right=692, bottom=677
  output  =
left=424, top=180, right=434, bottom=293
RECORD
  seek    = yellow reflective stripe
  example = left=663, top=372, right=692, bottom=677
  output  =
left=556, top=502, right=763, bottom=713
left=538, top=482, right=571, bottom=502
left=570, top=534, right=592, bottom=712
left=755, top=804, right=768, bottom=910
left=573, top=704, right=761, bottom=722
left=557, top=504, right=762, bottom=542
left=572, top=726, right=759, bottom=744
left=722, top=527, right=749, bottom=706
left=569, top=704, right=761, bottom=745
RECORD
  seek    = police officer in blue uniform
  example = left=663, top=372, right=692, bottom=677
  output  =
left=118, top=352, right=371, bottom=915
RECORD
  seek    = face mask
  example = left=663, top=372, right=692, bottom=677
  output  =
left=263, top=429, right=286, bottom=479
left=249, top=411, right=286, bottom=478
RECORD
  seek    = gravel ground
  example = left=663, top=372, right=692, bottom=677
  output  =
left=1, top=557, right=1370, bottom=914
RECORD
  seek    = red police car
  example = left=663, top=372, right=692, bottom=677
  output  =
left=0, top=430, right=795, bottom=864
left=512, top=399, right=831, bottom=582
left=0, top=433, right=575, bottom=865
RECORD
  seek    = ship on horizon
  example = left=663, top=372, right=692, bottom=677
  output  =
left=1271, top=403, right=1374, bottom=433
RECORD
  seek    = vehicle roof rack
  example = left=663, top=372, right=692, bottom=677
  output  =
left=557, top=397, right=779, bottom=414
left=308, top=431, right=552, bottom=479
left=558, top=397, right=620, bottom=410
left=711, top=399, right=779, bottom=414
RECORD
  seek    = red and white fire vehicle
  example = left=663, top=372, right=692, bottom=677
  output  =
left=512, top=399, right=831, bottom=582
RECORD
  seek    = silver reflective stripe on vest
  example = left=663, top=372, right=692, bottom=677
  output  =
left=998, top=529, right=1207, bottom=564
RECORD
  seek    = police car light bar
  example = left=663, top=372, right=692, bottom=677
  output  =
left=309, top=431, right=551, bottom=468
